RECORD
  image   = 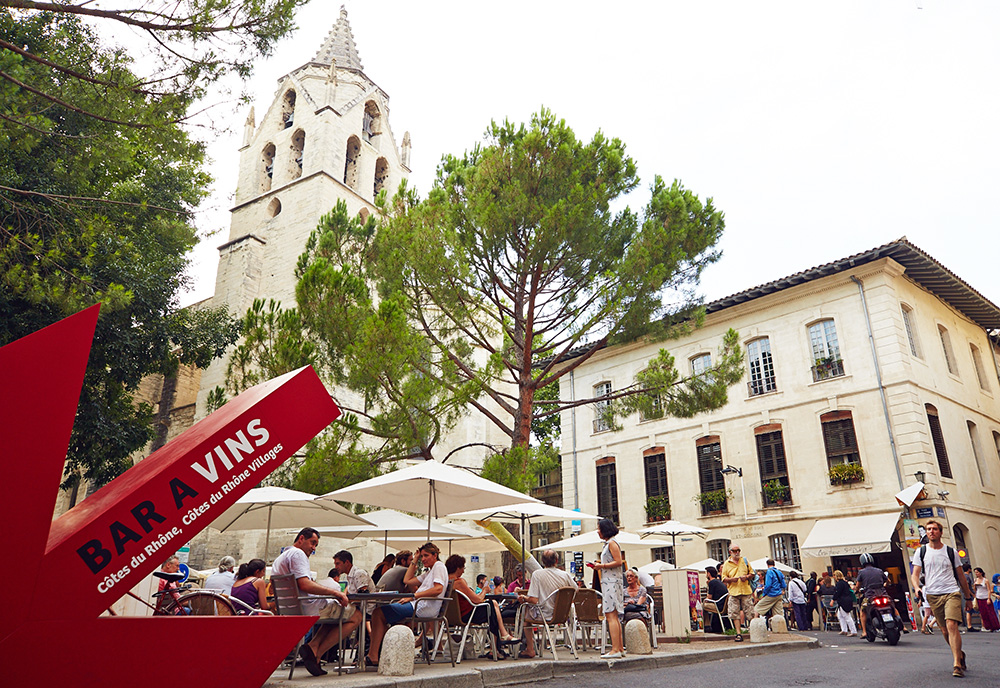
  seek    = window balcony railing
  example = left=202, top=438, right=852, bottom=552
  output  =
left=811, top=358, right=845, bottom=382
left=747, top=379, right=778, bottom=397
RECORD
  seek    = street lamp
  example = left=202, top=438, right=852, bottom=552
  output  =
left=719, top=465, right=747, bottom=521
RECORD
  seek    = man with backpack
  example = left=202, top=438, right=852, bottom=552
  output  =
left=910, top=520, right=975, bottom=678
left=754, top=559, right=786, bottom=625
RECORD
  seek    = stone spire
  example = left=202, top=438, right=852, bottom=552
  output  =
left=313, top=6, right=364, bottom=71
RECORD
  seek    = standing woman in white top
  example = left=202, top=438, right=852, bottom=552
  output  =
left=591, top=518, right=625, bottom=659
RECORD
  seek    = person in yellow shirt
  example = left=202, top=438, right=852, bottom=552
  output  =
left=720, top=544, right=756, bottom=632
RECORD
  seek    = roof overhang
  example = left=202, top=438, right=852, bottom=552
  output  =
left=801, top=512, right=901, bottom=558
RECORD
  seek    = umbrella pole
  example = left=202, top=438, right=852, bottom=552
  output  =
left=265, top=504, right=273, bottom=564
left=426, top=481, right=433, bottom=541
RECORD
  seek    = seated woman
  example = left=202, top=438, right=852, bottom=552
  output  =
left=446, top=555, right=516, bottom=657
left=366, top=543, right=448, bottom=667
left=371, top=553, right=395, bottom=584
left=230, top=559, right=269, bottom=612
left=622, top=568, right=650, bottom=624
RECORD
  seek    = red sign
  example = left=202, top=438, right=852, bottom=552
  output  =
left=0, top=305, right=339, bottom=686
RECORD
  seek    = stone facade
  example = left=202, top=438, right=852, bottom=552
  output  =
left=558, top=240, right=1000, bottom=598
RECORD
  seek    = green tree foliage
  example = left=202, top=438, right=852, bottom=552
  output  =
left=279, top=109, right=743, bottom=491
left=0, top=14, right=239, bottom=491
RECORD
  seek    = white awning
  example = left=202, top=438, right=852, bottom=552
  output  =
left=800, top=512, right=901, bottom=558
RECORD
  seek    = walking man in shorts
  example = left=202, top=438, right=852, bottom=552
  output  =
left=720, top=544, right=755, bottom=632
left=910, top=520, right=974, bottom=678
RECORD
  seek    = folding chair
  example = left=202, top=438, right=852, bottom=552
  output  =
left=271, top=573, right=348, bottom=679
left=439, top=590, right=498, bottom=664
left=518, top=587, right=578, bottom=661
left=572, top=587, right=605, bottom=653
left=703, top=591, right=733, bottom=632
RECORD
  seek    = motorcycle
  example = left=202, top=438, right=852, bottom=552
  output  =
left=864, top=595, right=901, bottom=645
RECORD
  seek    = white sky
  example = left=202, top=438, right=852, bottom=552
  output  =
left=181, top=0, right=999, bottom=314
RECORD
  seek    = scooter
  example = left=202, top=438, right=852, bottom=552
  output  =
left=864, top=595, right=901, bottom=645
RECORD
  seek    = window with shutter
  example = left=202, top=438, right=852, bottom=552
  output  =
left=644, top=453, right=668, bottom=499
left=821, top=413, right=861, bottom=468
left=597, top=462, right=619, bottom=524
left=756, top=430, right=791, bottom=506
left=925, top=405, right=952, bottom=479
left=697, top=442, right=725, bottom=493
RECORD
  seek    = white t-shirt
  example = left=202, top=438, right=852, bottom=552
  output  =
left=911, top=545, right=962, bottom=596
left=527, top=567, right=576, bottom=621
left=973, top=578, right=989, bottom=600
left=414, top=560, right=448, bottom=618
left=273, top=546, right=328, bottom=614
left=204, top=570, right=235, bottom=594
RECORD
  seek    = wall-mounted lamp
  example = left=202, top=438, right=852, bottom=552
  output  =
left=914, top=470, right=926, bottom=484
left=720, top=465, right=743, bottom=477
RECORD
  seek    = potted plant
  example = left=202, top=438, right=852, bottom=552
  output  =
left=692, top=488, right=733, bottom=514
left=763, top=479, right=790, bottom=505
left=829, top=462, right=865, bottom=485
left=645, top=496, right=671, bottom=523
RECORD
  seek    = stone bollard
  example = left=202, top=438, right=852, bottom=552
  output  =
left=624, top=619, right=653, bottom=655
left=379, top=625, right=415, bottom=676
left=770, top=615, right=788, bottom=634
left=748, top=616, right=769, bottom=643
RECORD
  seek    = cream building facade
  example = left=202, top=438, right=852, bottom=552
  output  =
left=558, top=239, right=1000, bottom=592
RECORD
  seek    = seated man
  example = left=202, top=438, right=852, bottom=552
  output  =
left=272, top=527, right=352, bottom=677
left=310, top=550, right=371, bottom=661
left=517, top=549, right=575, bottom=658
left=704, top=566, right=729, bottom=633
left=366, top=543, right=448, bottom=667
left=153, top=555, right=183, bottom=614
left=376, top=550, right=413, bottom=593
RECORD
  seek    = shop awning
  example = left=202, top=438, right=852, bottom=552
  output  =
left=800, top=512, right=901, bottom=558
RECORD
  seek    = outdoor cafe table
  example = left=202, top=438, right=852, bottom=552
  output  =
left=343, top=592, right=410, bottom=674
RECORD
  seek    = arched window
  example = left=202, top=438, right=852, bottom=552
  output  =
left=970, top=344, right=990, bottom=391
left=938, top=324, right=957, bottom=375
left=280, top=90, right=296, bottom=129
left=747, top=337, right=777, bottom=396
left=373, top=156, right=389, bottom=197
left=362, top=100, right=381, bottom=141
left=967, top=421, right=988, bottom=486
left=358, top=208, right=371, bottom=224
left=900, top=304, right=920, bottom=358
left=595, top=456, right=618, bottom=525
left=707, top=539, right=731, bottom=563
left=260, top=143, right=275, bottom=192
left=289, top=129, right=305, bottom=180
left=344, top=136, right=361, bottom=190
left=266, top=198, right=281, bottom=217
left=770, top=533, right=802, bottom=572
left=808, top=319, right=844, bottom=381
left=925, top=404, right=952, bottom=479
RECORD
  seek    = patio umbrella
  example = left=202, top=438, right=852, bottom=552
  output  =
left=208, top=486, right=372, bottom=562
left=682, top=557, right=720, bottom=572
left=382, top=522, right=508, bottom=556
left=313, top=509, right=468, bottom=556
left=320, top=460, right=539, bottom=538
left=749, top=557, right=802, bottom=575
left=638, top=520, right=710, bottom=552
left=536, top=529, right=672, bottom=553
left=637, top=559, right=675, bottom=575
left=449, top=502, right=601, bottom=569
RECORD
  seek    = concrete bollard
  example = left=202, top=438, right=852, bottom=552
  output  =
left=770, top=615, right=788, bottom=634
left=624, top=619, right=653, bottom=655
left=378, top=625, right=415, bottom=676
left=749, top=616, right=769, bottom=643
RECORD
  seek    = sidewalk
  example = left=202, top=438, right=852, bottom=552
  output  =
left=263, top=634, right=820, bottom=688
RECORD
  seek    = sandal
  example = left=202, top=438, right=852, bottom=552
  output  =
left=517, top=651, right=535, bottom=659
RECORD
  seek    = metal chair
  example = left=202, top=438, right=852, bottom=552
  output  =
left=438, top=589, right=498, bottom=664
left=518, top=587, right=579, bottom=661
left=271, top=573, right=347, bottom=678
left=703, top=591, right=733, bottom=632
left=410, top=581, right=455, bottom=666
left=572, top=587, right=605, bottom=652
left=821, top=595, right=840, bottom=632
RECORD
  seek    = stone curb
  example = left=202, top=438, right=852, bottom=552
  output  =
left=264, top=637, right=820, bottom=688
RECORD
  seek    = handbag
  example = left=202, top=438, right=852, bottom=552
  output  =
left=623, top=603, right=644, bottom=614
